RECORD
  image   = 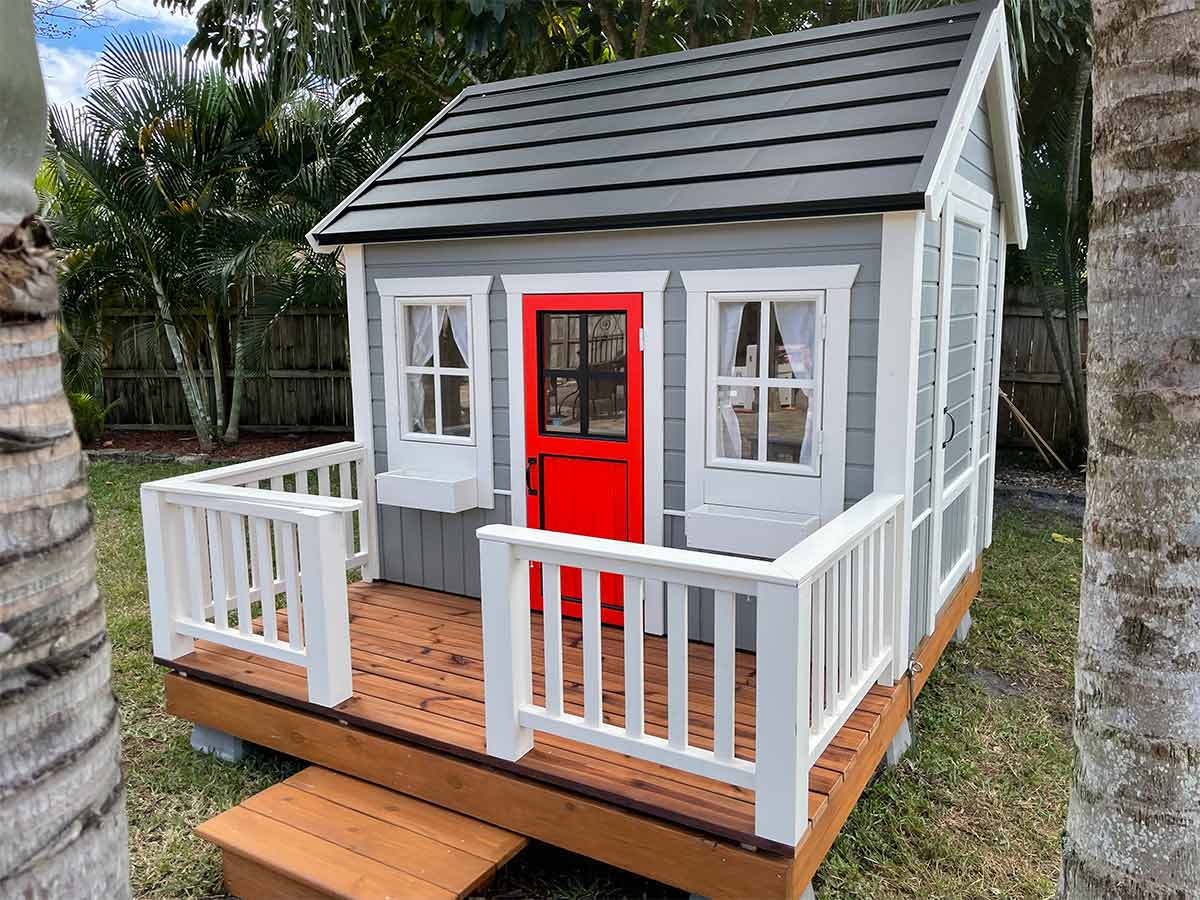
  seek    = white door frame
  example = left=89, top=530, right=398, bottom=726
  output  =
left=501, top=271, right=670, bottom=634
left=927, top=177, right=992, bottom=629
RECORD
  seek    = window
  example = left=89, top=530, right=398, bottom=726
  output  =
left=538, top=311, right=628, bottom=438
left=399, top=299, right=474, bottom=442
left=681, top=266, right=857, bottom=557
left=708, top=293, right=821, bottom=474
left=375, top=275, right=495, bottom=513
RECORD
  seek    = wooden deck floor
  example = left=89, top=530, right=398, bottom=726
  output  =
left=161, top=566, right=981, bottom=898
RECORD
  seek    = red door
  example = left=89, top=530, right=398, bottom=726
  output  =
left=523, top=293, right=643, bottom=625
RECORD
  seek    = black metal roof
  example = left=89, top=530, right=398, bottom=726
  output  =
left=311, top=0, right=997, bottom=246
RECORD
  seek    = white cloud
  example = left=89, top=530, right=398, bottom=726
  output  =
left=105, top=0, right=198, bottom=36
left=38, top=43, right=100, bottom=106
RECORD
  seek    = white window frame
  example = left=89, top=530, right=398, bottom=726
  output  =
left=376, top=275, right=495, bottom=511
left=681, top=266, right=857, bottom=557
left=395, top=296, right=475, bottom=445
left=705, top=290, right=824, bottom=477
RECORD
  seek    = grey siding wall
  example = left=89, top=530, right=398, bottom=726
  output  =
left=909, top=96, right=1004, bottom=648
left=364, top=217, right=883, bottom=649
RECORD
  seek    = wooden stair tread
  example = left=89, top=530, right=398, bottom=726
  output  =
left=197, top=767, right=526, bottom=899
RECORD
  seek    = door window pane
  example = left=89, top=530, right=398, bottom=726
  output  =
left=541, top=313, right=581, bottom=369
left=588, top=314, right=626, bottom=374
left=715, top=385, right=758, bottom=460
left=437, top=306, right=469, bottom=368
left=767, top=387, right=813, bottom=465
left=440, top=374, right=471, bottom=437
left=406, top=373, right=436, bottom=434
left=717, top=301, right=761, bottom=376
left=769, top=301, right=816, bottom=380
left=406, top=305, right=434, bottom=366
left=543, top=375, right=582, bottom=434
left=588, top=376, right=626, bottom=437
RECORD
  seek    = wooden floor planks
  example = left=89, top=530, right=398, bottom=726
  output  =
left=170, top=580, right=880, bottom=850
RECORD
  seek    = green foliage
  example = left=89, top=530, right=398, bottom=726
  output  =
left=68, top=391, right=120, bottom=444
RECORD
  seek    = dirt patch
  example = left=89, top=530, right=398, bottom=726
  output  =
left=86, top=429, right=353, bottom=463
left=968, top=666, right=1027, bottom=699
left=995, top=449, right=1085, bottom=517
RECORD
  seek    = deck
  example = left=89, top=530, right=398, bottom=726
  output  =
left=161, top=564, right=980, bottom=899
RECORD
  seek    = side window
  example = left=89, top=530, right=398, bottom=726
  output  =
left=708, top=292, right=823, bottom=475
left=397, top=299, right=474, bottom=444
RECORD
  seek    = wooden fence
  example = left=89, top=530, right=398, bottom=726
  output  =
left=996, top=287, right=1088, bottom=454
left=101, top=308, right=351, bottom=432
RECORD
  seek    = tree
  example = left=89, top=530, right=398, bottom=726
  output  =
left=0, top=2, right=129, bottom=896
left=42, top=37, right=384, bottom=448
left=1059, top=0, right=1200, bottom=894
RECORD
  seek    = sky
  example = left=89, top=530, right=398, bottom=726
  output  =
left=36, top=0, right=200, bottom=105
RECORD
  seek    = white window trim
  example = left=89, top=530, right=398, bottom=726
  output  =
left=704, top=290, right=824, bottom=478
left=376, top=275, right=495, bottom=511
left=681, top=266, right=857, bottom=557
left=501, top=270, right=669, bottom=634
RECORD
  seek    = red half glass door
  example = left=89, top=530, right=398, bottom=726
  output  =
left=523, top=293, right=643, bottom=626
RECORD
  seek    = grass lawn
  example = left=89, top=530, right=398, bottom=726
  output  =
left=91, top=459, right=1082, bottom=899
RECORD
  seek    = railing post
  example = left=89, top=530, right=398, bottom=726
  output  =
left=754, top=579, right=811, bottom=846
left=479, top=535, right=534, bottom=760
left=297, top=509, right=353, bottom=707
left=884, top=501, right=908, bottom=686
left=141, top=485, right=194, bottom=660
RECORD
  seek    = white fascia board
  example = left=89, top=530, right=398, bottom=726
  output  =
left=306, top=89, right=472, bottom=253
left=984, top=36, right=1028, bottom=248
left=500, top=271, right=671, bottom=295
left=921, top=2, right=1005, bottom=226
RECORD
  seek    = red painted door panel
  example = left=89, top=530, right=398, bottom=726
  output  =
left=523, top=293, right=643, bottom=625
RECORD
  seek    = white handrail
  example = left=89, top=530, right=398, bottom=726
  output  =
left=142, top=442, right=374, bottom=708
left=477, top=490, right=905, bottom=847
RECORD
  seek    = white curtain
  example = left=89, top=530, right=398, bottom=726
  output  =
left=716, top=302, right=746, bottom=458
left=718, top=301, right=745, bottom=375
left=446, top=304, right=470, bottom=367
left=405, top=305, right=434, bottom=432
left=773, top=301, right=814, bottom=379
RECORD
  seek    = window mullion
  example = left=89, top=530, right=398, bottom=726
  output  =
left=758, top=300, right=769, bottom=462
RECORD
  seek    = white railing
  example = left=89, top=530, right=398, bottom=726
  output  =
left=477, top=490, right=904, bottom=846
left=142, top=442, right=376, bottom=707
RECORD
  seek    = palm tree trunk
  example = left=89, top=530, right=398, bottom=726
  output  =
left=207, top=310, right=227, bottom=438
left=222, top=315, right=246, bottom=444
left=149, top=274, right=214, bottom=452
left=0, top=13, right=129, bottom=893
left=1060, top=0, right=1200, bottom=894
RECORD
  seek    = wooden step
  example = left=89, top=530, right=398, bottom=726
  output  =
left=196, top=766, right=527, bottom=899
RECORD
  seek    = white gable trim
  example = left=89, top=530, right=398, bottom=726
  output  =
left=922, top=2, right=1027, bottom=248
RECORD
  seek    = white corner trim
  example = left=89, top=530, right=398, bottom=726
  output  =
left=680, top=265, right=860, bottom=293
left=502, top=270, right=668, bottom=636
left=500, top=270, right=670, bottom=295
left=950, top=173, right=995, bottom=215
left=376, top=273, right=496, bottom=510
left=307, top=90, right=471, bottom=253
left=984, top=212, right=1009, bottom=547
left=341, top=245, right=380, bottom=580
left=922, top=1, right=1005, bottom=226
left=375, top=275, right=495, bottom=297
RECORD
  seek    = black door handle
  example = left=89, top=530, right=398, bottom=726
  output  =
left=942, top=407, right=957, bottom=448
left=525, top=457, right=538, bottom=495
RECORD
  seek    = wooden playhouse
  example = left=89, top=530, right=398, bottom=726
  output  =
left=141, top=1, right=1026, bottom=895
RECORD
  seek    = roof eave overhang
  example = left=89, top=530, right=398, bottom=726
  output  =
left=308, top=194, right=927, bottom=249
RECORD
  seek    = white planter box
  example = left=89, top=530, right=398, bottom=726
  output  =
left=376, top=469, right=479, bottom=514
left=685, top=504, right=820, bottom=559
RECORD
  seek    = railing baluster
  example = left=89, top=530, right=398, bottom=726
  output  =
left=339, top=461, right=355, bottom=557
left=811, top=575, right=826, bottom=731
left=279, top=521, right=303, bottom=649
left=181, top=507, right=207, bottom=622
left=582, top=568, right=602, bottom=728
left=228, top=514, right=253, bottom=635
left=542, top=563, right=564, bottom=718
left=852, top=544, right=865, bottom=680
left=713, top=589, right=736, bottom=763
left=206, top=510, right=229, bottom=629
left=667, top=582, right=688, bottom=750
left=875, top=527, right=886, bottom=660
left=838, top=556, right=851, bottom=699
left=317, top=465, right=331, bottom=498
left=862, top=534, right=875, bottom=664
left=294, top=468, right=309, bottom=495
left=623, top=576, right=645, bottom=740
left=824, top=566, right=837, bottom=708
left=252, top=517, right=277, bottom=642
